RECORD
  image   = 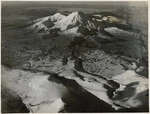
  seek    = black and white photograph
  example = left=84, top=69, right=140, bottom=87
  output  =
left=1, top=1, right=149, bottom=113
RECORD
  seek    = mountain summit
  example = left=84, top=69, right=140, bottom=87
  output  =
left=50, top=13, right=66, bottom=22
left=28, top=11, right=129, bottom=37
left=29, top=11, right=97, bottom=36
left=54, top=11, right=90, bottom=30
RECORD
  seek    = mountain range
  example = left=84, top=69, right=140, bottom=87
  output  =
left=28, top=11, right=147, bottom=63
left=28, top=11, right=129, bottom=37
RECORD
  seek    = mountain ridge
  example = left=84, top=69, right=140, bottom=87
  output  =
left=28, top=11, right=129, bottom=36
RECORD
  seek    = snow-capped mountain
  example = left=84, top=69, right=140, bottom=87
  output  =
left=29, top=11, right=98, bottom=36
left=30, top=13, right=66, bottom=33
left=28, top=11, right=146, bottom=60
left=53, top=11, right=96, bottom=31
left=50, top=13, right=67, bottom=22
left=29, top=11, right=130, bottom=37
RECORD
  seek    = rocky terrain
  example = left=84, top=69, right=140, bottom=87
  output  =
left=1, top=2, right=148, bottom=113
left=2, top=57, right=148, bottom=112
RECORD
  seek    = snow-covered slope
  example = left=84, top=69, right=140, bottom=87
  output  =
left=112, top=70, right=148, bottom=110
left=2, top=55, right=148, bottom=112
left=30, top=11, right=98, bottom=36
left=30, top=13, right=67, bottom=33
left=28, top=11, right=133, bottom=37
left=50, top=13, right=66, bottom=22
left=30, top=16, right=53, bottom=33
left=59, top=58, right=148, bottom=110
left=104, top=27, right=140, bottom=40
left=53, top=11, right=96, bottom=31
left=1, top=66, right=67, bottom=113
left=28, top=11, right=98, bottom=36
